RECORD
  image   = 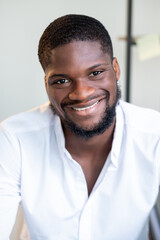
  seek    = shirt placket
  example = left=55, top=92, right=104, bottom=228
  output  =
left=78, top=200, right=92, bottom=240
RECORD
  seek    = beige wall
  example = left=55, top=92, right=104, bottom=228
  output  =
left=0, top=0, right=127, bottom=122
left=1, top=0, right=159, bottom=123
left=131, top=0, right=160, bottom=110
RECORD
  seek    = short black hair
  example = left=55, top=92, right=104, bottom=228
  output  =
left=38, top=14, right=113, bottom=70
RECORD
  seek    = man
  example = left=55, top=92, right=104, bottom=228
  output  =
left=0, top=14, right=160, bottom=240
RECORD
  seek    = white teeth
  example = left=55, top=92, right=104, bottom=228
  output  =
left=72, top=101, right=99, bottom=111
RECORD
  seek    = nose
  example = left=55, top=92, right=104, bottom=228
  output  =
left=69, top=81, right=96, bottom=101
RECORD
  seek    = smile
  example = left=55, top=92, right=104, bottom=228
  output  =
left=71, top=100, right=99, bottom=111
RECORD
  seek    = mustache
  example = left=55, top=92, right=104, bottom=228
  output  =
left=61, top=92, right=110, bottom=109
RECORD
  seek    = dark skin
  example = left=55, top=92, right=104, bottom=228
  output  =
left=44, top=41, right=120, bottom=195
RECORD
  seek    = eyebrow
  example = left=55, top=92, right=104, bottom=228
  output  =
left=88, top=63, right=110, bottom=70
left=48, top=73, right=69, bottom=79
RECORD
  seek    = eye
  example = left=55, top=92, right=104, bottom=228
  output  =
left=51, top=78, right=71, bottom=89
left=89, top=71, right=102, bottom=77
left=56, top=79, right=69, bottom=84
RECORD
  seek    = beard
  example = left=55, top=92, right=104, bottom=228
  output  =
left=50, top=85, right=121, bottom=140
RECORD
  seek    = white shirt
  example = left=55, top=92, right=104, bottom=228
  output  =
left=0, top=100, right=160, bottom=240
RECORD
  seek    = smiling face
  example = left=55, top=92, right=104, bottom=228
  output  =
left=44, top=41, right=120, bottom=139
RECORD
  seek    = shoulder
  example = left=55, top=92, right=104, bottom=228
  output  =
left=119, top=100, right=160, bottom=135
left=0, top=102, right=55, bottom=135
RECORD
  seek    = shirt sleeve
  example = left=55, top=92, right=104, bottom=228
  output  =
left=0, top=125, right=21, bottom=239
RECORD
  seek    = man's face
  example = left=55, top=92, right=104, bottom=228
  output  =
left=44, top=41, right=120, bottom=138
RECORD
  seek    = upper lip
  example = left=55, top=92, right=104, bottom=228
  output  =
left=66, top=96, right=106, bottom=109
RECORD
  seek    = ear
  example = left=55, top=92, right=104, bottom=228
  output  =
left=44, top=76, right=47, bottom=91
left=112, top=58, right=120, bottom=80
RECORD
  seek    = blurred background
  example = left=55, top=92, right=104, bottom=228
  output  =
left=1, top=0, right=160, bottom=123
left=0, top=0, right=160, bottom=239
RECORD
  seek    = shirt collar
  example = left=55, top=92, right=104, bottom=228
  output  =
left=110, top=101, right=124, bottom=168
left=54, top=115, right=74, bottom=161
left=54, top=115, right=66, bottom=152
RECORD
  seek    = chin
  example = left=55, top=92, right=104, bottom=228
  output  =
left=63, top=103, right=116, bottom=140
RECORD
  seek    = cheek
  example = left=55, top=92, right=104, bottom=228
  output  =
left=47, top=89, right=69, bottom=114
left=50, top=97, right=65, bottom=118
left=96, top=72, right=117, bottom=89
left=99, top=78, right=117, bottom=95
left=46, top=88, right=60, bottom=109
left=100, top=77, right=117, bottom=102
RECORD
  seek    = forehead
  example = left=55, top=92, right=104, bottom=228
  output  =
left=45, top=41, right=111, bottom=74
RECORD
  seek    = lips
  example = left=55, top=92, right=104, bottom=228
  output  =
left=71, top=100, right=99, bottom=111
left=62, top=95, right=107, bottom=115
